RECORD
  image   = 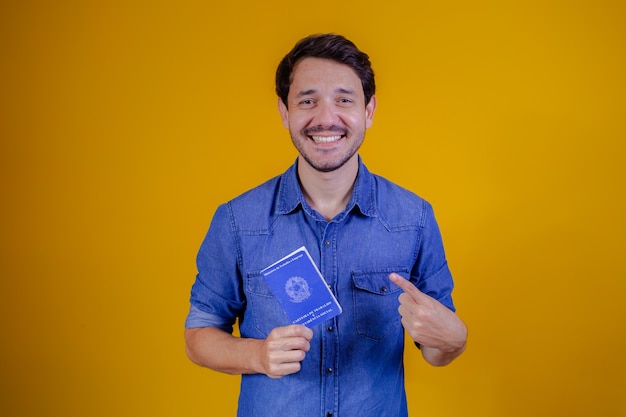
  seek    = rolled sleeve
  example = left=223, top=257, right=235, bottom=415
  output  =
left=185, top=304, right=232, bottom=329
left=186, top=203, right=245, bottom=332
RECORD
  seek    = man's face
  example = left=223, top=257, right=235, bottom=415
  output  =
left=278, top=57, right=376, bottom=173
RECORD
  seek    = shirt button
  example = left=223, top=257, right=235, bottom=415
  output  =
left=326, top=367, right=333, bottom=374
left=380, top=286, right=388, bottom=292
left=327, top=413, right=333, bottom=417
left=324, top=240, right=331, bottom=247
left=327, top=326, right=333, bottom=332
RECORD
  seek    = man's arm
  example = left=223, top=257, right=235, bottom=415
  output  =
left=389, top=273, right=467, bottom=366
left=184, top=325, right=313, bottom=378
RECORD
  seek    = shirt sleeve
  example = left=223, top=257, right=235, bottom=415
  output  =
left=185, top=203, right=246, bottom=332
left=412, top=201, right=456, bottom=312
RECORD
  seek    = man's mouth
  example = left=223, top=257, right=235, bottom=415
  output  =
left=309, top=135, right=344, bottom=144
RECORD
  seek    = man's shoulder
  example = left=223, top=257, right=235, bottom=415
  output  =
left=220, top=173, right=286, bottom=231
left=231, top=175, right=282, bottom=204
left=226, top=174, right=282, bottom=211
left=371, top=173, right=428, bottom=205
left=369, top=173, right=433, bottom=226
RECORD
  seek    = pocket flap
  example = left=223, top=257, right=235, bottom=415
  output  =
left=351, top=268, right=408, bottom=295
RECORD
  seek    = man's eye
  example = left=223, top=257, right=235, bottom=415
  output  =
left=300, top=99, right=314, bottom=105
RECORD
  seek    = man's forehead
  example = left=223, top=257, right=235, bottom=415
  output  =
left=292, top=56, right=355, bottom=73
left=290, top=58, right=362, bottom=90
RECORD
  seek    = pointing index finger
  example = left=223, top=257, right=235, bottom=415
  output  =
left=389, top=273, right=426, bottom=302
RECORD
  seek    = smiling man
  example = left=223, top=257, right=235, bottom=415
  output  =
left=279, top=57, right=375, bottom=175
left=185, top=34, right=467, bottom=417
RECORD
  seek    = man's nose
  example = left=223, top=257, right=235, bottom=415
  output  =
left=312, top=100, right=337, bottom=127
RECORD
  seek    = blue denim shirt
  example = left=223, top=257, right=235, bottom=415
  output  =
left=186, top=158, right=456, bottom=417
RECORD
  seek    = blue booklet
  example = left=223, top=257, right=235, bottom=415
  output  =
left=261, top=246, right=342, bottom=328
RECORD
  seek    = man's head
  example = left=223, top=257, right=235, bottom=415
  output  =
left=275, top=34, right=377, bottom=173
left=276, top=34, right=376, bottom=108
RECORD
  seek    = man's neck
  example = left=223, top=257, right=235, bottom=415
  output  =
left=297, top=155, right=359, bottom=222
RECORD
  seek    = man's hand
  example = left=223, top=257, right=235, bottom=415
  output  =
left=389, top=273, right=467, bottom=366
left=259, top=325, right=313, bottom=378
left=184, top=325, right=313, bottom=378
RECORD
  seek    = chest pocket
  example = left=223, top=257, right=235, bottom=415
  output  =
left=351, top=268, right=407, bottom=341
left=245, top=271, right=290, bottom=337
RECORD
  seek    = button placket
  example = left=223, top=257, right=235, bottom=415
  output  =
left=320, top=223, right=337, bottom=417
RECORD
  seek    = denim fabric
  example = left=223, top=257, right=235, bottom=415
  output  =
left=186, top=157, right=456, bottom=417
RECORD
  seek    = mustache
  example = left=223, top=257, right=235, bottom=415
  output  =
left=303, top=125, right=347, bottom=136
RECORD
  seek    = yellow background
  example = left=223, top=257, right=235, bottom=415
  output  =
left=1, top=0, right=625, bottom=416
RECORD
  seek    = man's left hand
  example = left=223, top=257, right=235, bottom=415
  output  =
left=389, top=272, right=467, bottom=366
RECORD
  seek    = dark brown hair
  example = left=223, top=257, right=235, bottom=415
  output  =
left=275, top=34, right=376, bottom=107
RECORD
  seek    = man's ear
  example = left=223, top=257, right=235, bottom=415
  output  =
left=278, top=98, right=289, bottom=129
left=365, top=95, right=377, bottom=129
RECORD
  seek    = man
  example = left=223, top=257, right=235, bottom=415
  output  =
left=185, top=33, right=467, bottom=416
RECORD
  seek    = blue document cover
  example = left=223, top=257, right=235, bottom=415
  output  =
left=261, top=246, right=342, bottom=328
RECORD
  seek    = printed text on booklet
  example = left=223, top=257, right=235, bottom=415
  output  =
left=261, top=246, right=342, bottom=328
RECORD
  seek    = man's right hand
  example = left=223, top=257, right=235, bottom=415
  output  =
left=184, top=324, right=313, bottom=378
left=259, top=325, right=313, bottom=379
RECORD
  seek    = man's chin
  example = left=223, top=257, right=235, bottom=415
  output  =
left=300, top=154, right=356, bottom=173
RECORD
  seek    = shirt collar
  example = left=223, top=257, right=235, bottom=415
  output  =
left=276, top=156, right=378, bottom=218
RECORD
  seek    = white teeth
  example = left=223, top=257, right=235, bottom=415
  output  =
left=311, top=135, right=342, bottom=143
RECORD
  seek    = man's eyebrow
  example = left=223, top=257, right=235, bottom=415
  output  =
left=296, top=88, right=356, bottom=97
left=336, top=88, right=356, bottom=95
left=296, top=89, right=317, bottom=97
